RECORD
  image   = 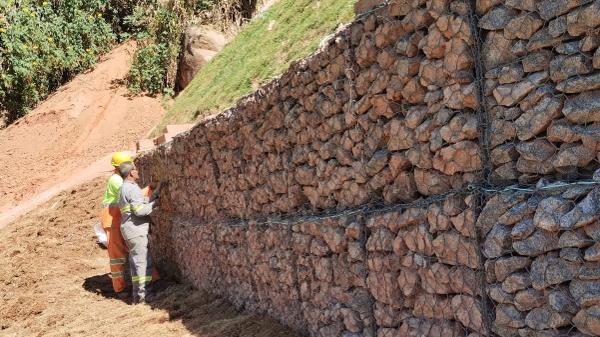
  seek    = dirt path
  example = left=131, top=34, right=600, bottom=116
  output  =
left=0, top=41, right=164, bottom=213
left=0, top=177, right=301, bottom=337
left=0, top=153, right=115, bottom=230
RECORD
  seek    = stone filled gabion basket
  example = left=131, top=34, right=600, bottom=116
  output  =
left=480, top=174, right=600, bottom=337
left=135, top=0, right=600, bottom=336
left=479, top=0, right=600, bottom=184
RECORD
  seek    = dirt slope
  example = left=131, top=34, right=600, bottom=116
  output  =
left=0, top=177, right=301, bottom=337
left=0, top=41, right=165, bottom=212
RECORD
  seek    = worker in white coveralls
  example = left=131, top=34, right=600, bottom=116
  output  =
left=117, top=161, right=161, bottom=303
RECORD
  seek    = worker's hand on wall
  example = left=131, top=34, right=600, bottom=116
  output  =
left=149, top=182, right=162, bottom=201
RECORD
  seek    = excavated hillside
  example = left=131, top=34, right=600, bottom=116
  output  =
left=0, top=42, right=164, bottom=213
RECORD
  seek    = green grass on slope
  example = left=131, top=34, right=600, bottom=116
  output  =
left=156, top=0, right=355, bottom=133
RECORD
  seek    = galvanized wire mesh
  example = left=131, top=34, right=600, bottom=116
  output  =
left=139, top=0, right=600, bottom=336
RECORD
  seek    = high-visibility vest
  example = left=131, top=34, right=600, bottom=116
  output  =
left=101, top=174, right=123, bottom=208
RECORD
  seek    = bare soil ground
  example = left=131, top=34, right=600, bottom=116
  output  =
left=0, top=177, right=301, bottom=337
left=0, top=41, right=165, bottom=212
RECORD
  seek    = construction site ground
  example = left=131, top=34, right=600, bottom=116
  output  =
left=0, top=176, right=300, bottom=337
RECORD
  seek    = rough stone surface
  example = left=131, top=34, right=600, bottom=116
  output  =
left=514, top=288, right=545, bottom=311
left=514, top=96, right=562, bottom=141
left=513, top=230, right=559, bottom=256
left=549, top=54, right=593, bottom=83
left=178, top=25, right=228, bottom=89
left=522, top=50, right=552, bottom=73
left=502, top=272, right=531, bottom=293
left=524, top=306, right=572, bottom=330
left=451, top=295, right=485, bottom=334
left=504, top=13, right=543, bottom=40
left=484, top=188, right=600, bottom=337
left=559, top=229, right=592, bottom=248
left=511, top=219, right=535, bottom=240
left=495, top=304, right=525, bottom=329
left=557, top=72, right=600, bottom=93
left=484, top=223, right=512, bottom=258
left=563, top=90, right=600, bottom=124
left=566, top=1, right=600, bottom=37
left=549, top=287, right=579, bottom=314
left=479, top=0, right=600, bottom=183
left=495, top=256, right=531, bottom=282
left=514, top=141, right=554, bottom=165
left=573, top=305, right=600, bottom=335
left=531, top=254, right=579, bottom=290
left=533, top=196, right=570, bottom=231
left=560, top=188, right=600, bottom=230
left=585, top=243, right=600, bottom=261
left=134, top=2, right=600, bottom=337
left=433, top=232, right=481, bottom=269
left=571, top=280, right=600, bottom=307
left=493, top=71, right=548, bottom=107
left=489, top=284, right=515, bottom=304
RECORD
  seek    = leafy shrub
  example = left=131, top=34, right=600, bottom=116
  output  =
left=0, top=0, right=116, bottom=122
left=193, top=0, right=215, bottom=12
left=105, top=0, right=146, bottom=38
left=126, top=0, right=187, bottom=95
left=126, top=0, right=234, bottom=95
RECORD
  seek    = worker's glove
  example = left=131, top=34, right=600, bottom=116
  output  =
left=150, top=182, right=162, bottom=201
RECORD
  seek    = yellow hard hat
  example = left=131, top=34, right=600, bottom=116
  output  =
left=111, top=152, right=132, bottom=167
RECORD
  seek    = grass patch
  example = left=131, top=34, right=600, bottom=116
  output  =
left=155, top=0, right=355, bottom=134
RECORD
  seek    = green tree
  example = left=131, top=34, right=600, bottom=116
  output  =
left=0, top=0, right=115, bottom=122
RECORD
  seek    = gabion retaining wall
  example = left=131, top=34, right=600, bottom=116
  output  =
left=137, top=0, right=600, bottom=336
left=136, top=0, right=482, bottom=222
left=150, top=193, right=486, bottom=337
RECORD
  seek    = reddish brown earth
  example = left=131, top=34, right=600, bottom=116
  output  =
left=0, top=41, right=164, bottom=213
left=0, top=177, right=299, bottom=337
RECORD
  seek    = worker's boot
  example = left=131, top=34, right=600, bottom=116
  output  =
left=132, top=295, right=154, bottom=305
left=115, top=291, right=130, bottom=300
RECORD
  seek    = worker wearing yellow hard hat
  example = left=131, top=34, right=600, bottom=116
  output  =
left=110, top=151, right=132, bottom=168
left=101, top=152, right=160, bottom=299
left=101, top=151, right=132, bottom=297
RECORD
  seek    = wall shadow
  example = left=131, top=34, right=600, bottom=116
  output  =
left=81, top=272, right=303, bottom=337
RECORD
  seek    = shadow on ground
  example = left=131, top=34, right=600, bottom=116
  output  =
left=82, top=273, right=302, bottom=337
left=82, top=273, right=130, bottom=302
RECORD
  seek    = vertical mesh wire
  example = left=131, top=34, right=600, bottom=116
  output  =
left=138, top=0, right=600, bottom=336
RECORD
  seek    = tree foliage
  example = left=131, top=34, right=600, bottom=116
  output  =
left=0, top=0, right=116, bottom=122
left=125, top=0, right=253, bottom=95
left=125, top=0, right=187, bottom=95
